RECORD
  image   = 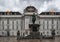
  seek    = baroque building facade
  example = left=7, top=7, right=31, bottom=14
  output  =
left=0, top=6, right=60, bottom=37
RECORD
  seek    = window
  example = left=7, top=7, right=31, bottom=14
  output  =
left=30, top=16, right=32, bottom=23
left=57, top=32, right=59, bottom=34
left=52, top=19, right=53, bottom=29
left=43, top=32, right=45, bottom=34
left=16, top=21, right=18, bottom=30
left=12, top=21, right=14, bottom=30
left=12, top=32, right=14, bottom=36
left=43, top=21, right=44, bottom=30
left=47, top=32, right=49, bottom=34
left=2, top=21, right=4, bottom=30
left=7, top=19, right=9, bottom=30
left=47, top=21, right=48, bottom=29
left=57, top=20, right=58, bottom=30
left=2, top=32, right=4, bottom=35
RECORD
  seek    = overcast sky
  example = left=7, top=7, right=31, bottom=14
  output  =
left=0, top=0, right=60, bottom=13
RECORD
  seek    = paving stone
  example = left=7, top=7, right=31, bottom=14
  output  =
left=0, top=37, right=60, bottom=42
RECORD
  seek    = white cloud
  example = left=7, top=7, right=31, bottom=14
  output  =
left=0, top=0, right=60, bottom=14
left=54, top=0, right=60, bottom=9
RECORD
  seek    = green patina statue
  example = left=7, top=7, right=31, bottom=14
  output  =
left=32, top=13, right=36, bottom=24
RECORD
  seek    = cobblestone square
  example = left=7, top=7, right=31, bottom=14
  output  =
left=0, top=37, right=60, bottom=42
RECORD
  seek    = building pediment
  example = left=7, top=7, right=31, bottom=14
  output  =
left=24, top=6, right=37, bottom=13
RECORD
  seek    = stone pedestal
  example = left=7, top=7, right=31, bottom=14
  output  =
left=30, top=32, right=40, bottom=39
left=29, top=24, right=40, bottom=39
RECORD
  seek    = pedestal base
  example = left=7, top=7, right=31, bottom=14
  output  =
left=28, top=24, right=40, bottom=39
left=30, top=32, right=40, bottom=39
left=24, top=32, right=40, bottom=39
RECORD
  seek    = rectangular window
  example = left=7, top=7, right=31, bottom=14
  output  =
left=2, top=21, right=4, bottom=30
left=44, top=20, right=47, bottom=30
left=47, top=21, right=48, bottom=29
left=7, top=19, right=9, bottom=30
left=0, top=20, right=1, bottom=30
left=43, top=31, right=45, bottom=34
left=53, top=19, right=57, bottom=29
left=52, top=19, right=53, bottom=29
left=12, top=21, right=14, bottom=30
left=57, top=32, right=59, bottom=34
left=48, top=19, right=52, bottom=29
left=43, top=21, right=44, bottom=29
left=30, top=16, right=32, bottom=23
left=39, top=21, right=40, bottom=30
left=16, top=21, right=18, bottom=30
left=9, top=20, right=12, bottom=30
left=40, top=19, right=44, bottom=30
left=0, top=20, right=2, bottom=30
left=57, top=20, right=58, bottom=30
left=58, top=19, right=60, bottom=30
